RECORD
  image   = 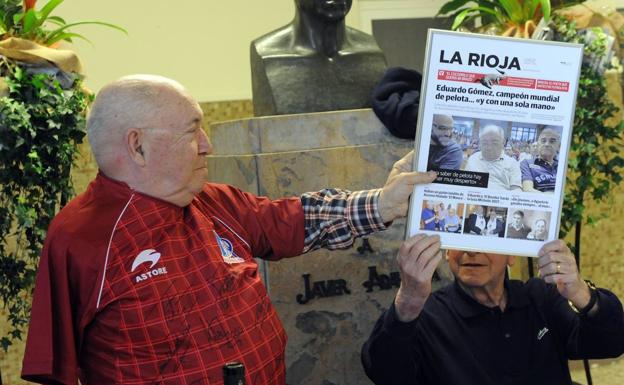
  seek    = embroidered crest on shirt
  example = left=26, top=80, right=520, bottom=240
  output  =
left=132, top=249, right=168, bottom=283
left=215, top=233, right=245, bottom=264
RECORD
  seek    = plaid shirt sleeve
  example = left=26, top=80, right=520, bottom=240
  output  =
left=300, top=188, right=388, bottom=253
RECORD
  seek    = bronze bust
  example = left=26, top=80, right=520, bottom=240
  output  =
left=251, top=0, right=387, bottom=116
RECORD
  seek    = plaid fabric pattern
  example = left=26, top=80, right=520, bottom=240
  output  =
left=22, top=176, right=302, bottom=385
left=81, top=197, right=287, bottom=384
left=301, top=188, right=387, bottom=253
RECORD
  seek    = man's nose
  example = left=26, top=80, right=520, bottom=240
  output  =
left=198, top=129, right=213, bottom=155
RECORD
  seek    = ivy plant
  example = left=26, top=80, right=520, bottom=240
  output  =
left=0, top=59, right=91, bottom=351
left=553, top=16, right=624, bottom=246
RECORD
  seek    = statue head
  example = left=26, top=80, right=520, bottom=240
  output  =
left=295, top=0, right=352, bottom=21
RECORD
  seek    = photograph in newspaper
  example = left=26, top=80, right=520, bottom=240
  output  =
left=419, top=200, right=466, bottom=233
left=407, top=30, right=583, bottom=256
left=505, top=209, right=552, bottom=241
left=426, top=114, right=563, bottom=193
left=462, top=204, right=508, bottom=237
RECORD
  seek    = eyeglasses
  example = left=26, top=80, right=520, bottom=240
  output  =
left=433, top=123, right=453, bottom=131
left=480, top=140, right=502, bottom=146
left=539, top=137, right=559, bottom=144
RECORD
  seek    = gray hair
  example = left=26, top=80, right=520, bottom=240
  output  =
left=479, top=124, right=505, bottom=140
left=539, top=126, right=562, bottom=140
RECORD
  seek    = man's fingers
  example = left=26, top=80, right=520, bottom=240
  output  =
left=538, top=239, right=568, bottom=256
left=538, top=251, right=576, bottom=282
left=398, top=235, right=437, bottom=264
left=543, top=273, right=578, bottom=285
left=414, top=237, right=442, bottom=269
left=421, top=249, right=443, bottom=278
left=394, top=150, right=414, bottom=171
left=402, top=235, right=441, bottom=273
left=539, top=261, right=569, bottom=277
left=393, top=171, right=437, bottom=188
left=537, top=251, right=573, bottom=270
left=421, top=241, right=442, bottom=277
left=387, top=151, right=414, bottom=181
left=398, top=234, right=428, bottom=260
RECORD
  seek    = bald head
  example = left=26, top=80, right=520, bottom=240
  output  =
left=479, top=125, right=505, bottom=161
left=86, top=74, right=211, bottom=207
left=432, top=114, right=454, bottom=146
left=87, top=74, right=190, bottom=173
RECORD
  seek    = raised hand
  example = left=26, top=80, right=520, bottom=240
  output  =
left=394, top=234, right=443, bottom=322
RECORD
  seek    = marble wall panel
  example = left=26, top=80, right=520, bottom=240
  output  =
left=210, top=109, right=404, bottom=155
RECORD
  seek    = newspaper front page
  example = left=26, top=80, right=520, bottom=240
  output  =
left=407, top=30, right=583, bottom=257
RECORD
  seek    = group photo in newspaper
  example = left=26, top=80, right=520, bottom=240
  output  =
left=408, top=30, right=583, bottom=256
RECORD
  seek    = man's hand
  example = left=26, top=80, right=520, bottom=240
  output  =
left=394, top=234, right=442, bottom=322
left=378, top=151, right=437, bottom=223
left=538, top=240, right=594, bottom=313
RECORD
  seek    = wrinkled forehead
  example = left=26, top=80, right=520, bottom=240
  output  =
left=481, top=131, right=502, bottom=141
left=539, top=129, right=561, bottom=141
left=150, top=88, right=202, bottom=124
left=433, top=114, right=453, bottom=126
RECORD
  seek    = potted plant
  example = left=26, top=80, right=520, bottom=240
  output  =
left=437, top=0, right=553, bottom=37
left=0, top=0, right=124, bottom=352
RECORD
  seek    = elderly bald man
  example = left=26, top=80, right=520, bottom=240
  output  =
left=465, top=125, right=522, bottom=191
left=427, top=114, right=463, bottom=171
left=21, top=75, right=436, bottom=385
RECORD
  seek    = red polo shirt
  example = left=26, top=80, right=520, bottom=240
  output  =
left=22, top=173, right=304, bottom=384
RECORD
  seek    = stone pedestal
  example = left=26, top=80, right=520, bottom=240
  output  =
left=207, top=109, right=443, bottom=384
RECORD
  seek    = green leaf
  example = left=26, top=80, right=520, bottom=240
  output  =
left=43, top=20, right=127, bottom=45
left=12, top=12, right=24, bottom=25
left=498, top=0, right=523, bottom=23
left=38, top=0, right=65, bottom=23
left=437, top=0, right=473, bottom=16
left=45, top=31, right=92, bottom=46
left=45, top=15, right=66, bottom=27
left=1, top=336, right=10, bottom=352
left=538, top=0, right=551, bottom=22
left=21, top=9, right=39, bottom=34
left=452, top=8, right=477, bottom=30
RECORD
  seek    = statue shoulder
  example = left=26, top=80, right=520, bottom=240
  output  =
left=345, top=27, right=383, bottom=52
left=252, top=25, right=302, bottom=57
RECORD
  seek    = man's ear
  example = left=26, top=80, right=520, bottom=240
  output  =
left=507, top=255, right=517, bottom=267
left=127, top=128, right=146, bottom=166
